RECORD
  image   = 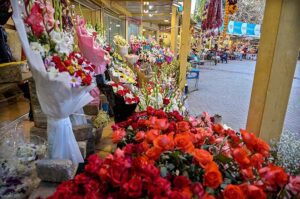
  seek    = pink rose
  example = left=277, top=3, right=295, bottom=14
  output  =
left=287, top=176, right=300, bottom=195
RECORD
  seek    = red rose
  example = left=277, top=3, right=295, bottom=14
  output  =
left=64, top=59, right=72, bottom=66
left=255, top=138, right=270, bottom=157
left=112, top=129, right=126, bottom=143
left=163, top=98, right=170, bottom=105
left=109, top=160, right=130, bottom=187
left=240, top=129, right=257, bottom=151
left=223, top=184, right=245, bottom=199
left=84, top=154, right=103, bottom=174
left=259, top=164, right=288, bottom=188
left=135, top=131, right=145, bottom=142
left=168, top=191, right=189, bottom=199
left=148, top=177, right=171, bottom=198
left=173, top=176, right=191, bottom=189
left=84, top=178, right=100, bottom=193
left=232, top=147, right=251, bottom=169
left=192, top=182, right=205, bottom=198
left=82, top=74, right=92, bottom=85
left=240, top=167, right=254, bottom=180
left=123, top=176, right=142, bottom=198
left=146, top=147, right=162, bottom=160
left=251, top=153, right=265, bottom=169
left=246, top=185, right=267, bottom=199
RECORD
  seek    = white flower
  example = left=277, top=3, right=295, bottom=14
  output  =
left=50, top=30, right=74, bottom=55
left=48, top=67, right=59, bottom=80
left=50, top=30, right=63, bottom=44
left=125, top=93, right=134, bottom=99
left=30, top=42, right=45, bottom=56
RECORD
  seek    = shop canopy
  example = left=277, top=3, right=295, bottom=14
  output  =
left=225, top=21, right=261, bottom=38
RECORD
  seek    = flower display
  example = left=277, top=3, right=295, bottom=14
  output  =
left=107, top=81, right=139, bottom=105
left=50, top=107, right=300, bottom=198
left=113, top=35, right=128, bottom=47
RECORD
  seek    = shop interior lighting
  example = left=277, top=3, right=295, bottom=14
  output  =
left=143, top=1, right=149, bottom=5
left=164, top=19, right=169, bottom=22
left=149, top=13, right=153, bottom=17
left=116, top=24, right=120, bottom=27
left=144, top=9, right=149, bottom=13
left=155, top=10, right=158, bottom=13
left=149, top=4, right=153, bottom=9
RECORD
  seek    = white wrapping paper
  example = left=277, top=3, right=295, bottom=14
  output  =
left=11, top=0, right=95, bottom=164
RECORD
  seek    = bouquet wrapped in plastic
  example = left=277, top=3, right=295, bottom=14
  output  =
left=11, top=0, right=96, bottom=164
left=76, top=16, right=110, bottom=75
left=113, top=35, right=129, bottom=58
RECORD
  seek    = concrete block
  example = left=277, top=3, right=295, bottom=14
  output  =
left=36, top=159, right=77, bottom=183
left=73, top=124, right=94, bottom=141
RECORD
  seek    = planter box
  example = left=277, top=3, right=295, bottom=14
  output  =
left=0, top=61, right=31, bottom=83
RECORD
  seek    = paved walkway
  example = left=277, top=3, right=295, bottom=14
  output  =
left=187, top=60, right=300, bottom=136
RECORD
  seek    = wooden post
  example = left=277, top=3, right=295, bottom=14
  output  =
left=179, top=0, right=192, bottom=89
left=125, top=18, right=129, bottom=41
left=246, top=0, right=300, bottom=141
left=170, top=5, right=179, bottom=55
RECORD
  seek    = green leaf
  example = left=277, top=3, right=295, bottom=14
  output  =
left=160, top=167, right=167, bottom=177
left=215, top=154, right=232, bottom=164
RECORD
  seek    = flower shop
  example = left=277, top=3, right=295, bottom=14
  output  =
left=0, top=0, right=300, bottom=199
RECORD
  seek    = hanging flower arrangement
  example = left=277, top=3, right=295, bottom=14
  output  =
left=223, top=0, right=238, bottom=38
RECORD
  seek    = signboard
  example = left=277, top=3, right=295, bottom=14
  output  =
left=225, top=21, right=261, bottom=38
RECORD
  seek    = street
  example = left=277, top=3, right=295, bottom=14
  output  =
left=187, top=60, right=300, bottom=136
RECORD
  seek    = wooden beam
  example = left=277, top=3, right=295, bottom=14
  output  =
left=170, top=5, right=179, bottom=55
left=246, top=0, right=300, bottom=141
left=178, top=0, right=191, bottom=89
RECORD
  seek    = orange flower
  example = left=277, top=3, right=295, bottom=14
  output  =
left=203, top=162, right=223, bottom=189
left=153, top=132, right=174, bottom=151
left=212, top=124, right=224, bottom=134
left=223, top=184, right=245, bottom=199
left=146, top=147, right=162, bottom=160
left=232, top=147, right=251, bottom=169
left=112, top=129, right=126, bottom=143
left=174, top=133, right=195, bottom=154
left=193, top=149, right=213, bottom=168
left=240, top=129, right=257, bottom=151
left=255, top=138, right=270, bottom=157
left=135, top=131, right=145, bottom=142
left=176, top=121, right=190, bottom=132
left=145, top=129, right=160, bottom=143
left=202, top=193, right=216, bottom=199
left=147, top=117, right=169, bottom=130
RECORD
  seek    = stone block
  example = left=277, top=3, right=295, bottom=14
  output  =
left=83, top=104, right=99, bottom=116
left=73, top=124, right=94, bottom=141
left=77, top=141, right=87, bottom=159
left=30, top=126, right=47, bottom=140
left=36, top=159, right=77, bottom=183
left=0, top=62, right=23, bottom=83
left=86, top=138, right=95, bottom=156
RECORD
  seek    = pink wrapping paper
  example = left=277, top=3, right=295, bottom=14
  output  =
left=76, top=17, right=110, bottom=75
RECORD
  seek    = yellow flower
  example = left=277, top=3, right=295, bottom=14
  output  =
left=67, top=66, right=76, bottom=75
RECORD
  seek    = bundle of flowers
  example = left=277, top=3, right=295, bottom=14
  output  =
left=76, top=16, right=110, bottom=75
left=107, top=81, right=139, bottom=105
left=137, top=72, right=186, bottom=113
left=25, top=1, right=96, bottom=87
left=129, top=35, right=141, bottom=54
left=164, top=48, right=175, bottom=64
left=12, top=0, right=97, bottom=164
left=113, top=35, right=128, bottom=47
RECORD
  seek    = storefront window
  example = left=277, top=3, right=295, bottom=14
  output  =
left=103, top=12, right=125, bottom=45
left=128, top=23, right=139, bottom=40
